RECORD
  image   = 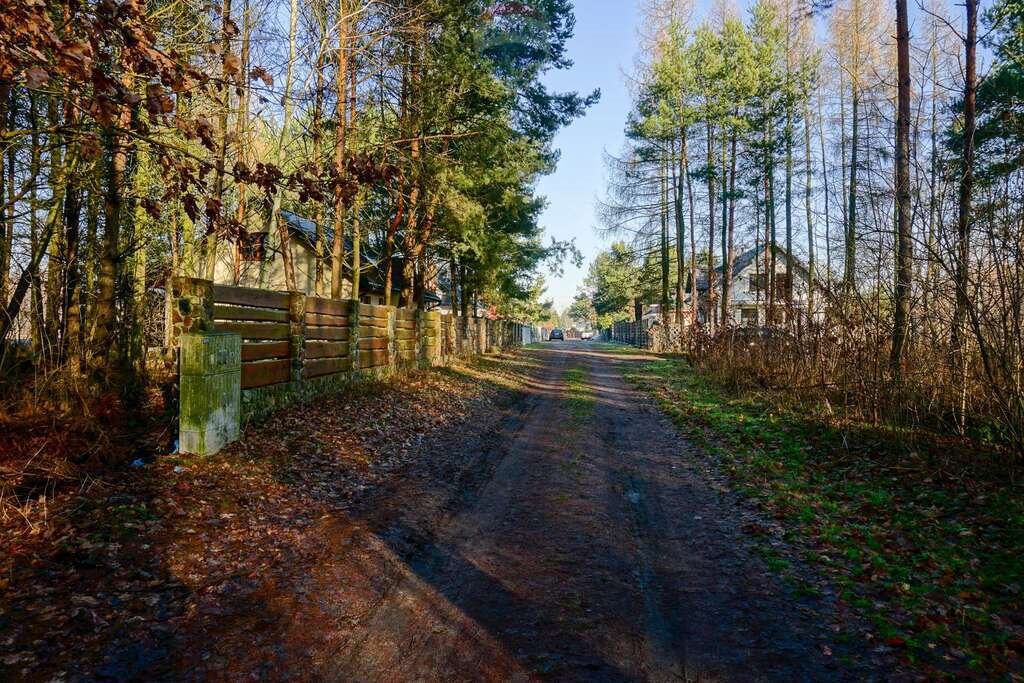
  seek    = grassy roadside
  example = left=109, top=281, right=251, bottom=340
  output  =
left=622, top=354, right=1023, bottom=677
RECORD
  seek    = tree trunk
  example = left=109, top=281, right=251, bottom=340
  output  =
left=671, top=137, right=685, bottom=326
left=660, top=154, right=669, bottom=321
left=683, top=130, right=697, bottom=328
left=382, top=188, right=405, bottom=307
left=804, top=97, right=816, bottom=318
left=347, top=50, right=361, bottom=301
left=844, top=91, right=859, bottom=292
left=331, top=0, right=351, bottom=300
left=722, top=133, right=737, bottom=326
left=951, top=0, right=978, bottom=425
left=785, top=87, right=794, bottom=310
left=233, top=0, right=251, bottom=287
left=204, top=0, right=234, bottom=281
left=891, top=0, right=913, bottom=378
left=924, top=29, right=939, bottom=342
left=310, top=0, right=326, bottom=296
left=90, top=120, right=133, bottom=372
left=817, top=90, right=830, bottom=289
left=705, top=122, right=716, bottom=332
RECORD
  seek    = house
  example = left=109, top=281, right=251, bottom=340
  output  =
left=692, top=244, right=822, bottom=327
left=213, top=210, right=439, bottom=306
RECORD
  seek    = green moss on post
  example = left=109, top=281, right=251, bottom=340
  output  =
left=179, top=332, right=241, bottom=455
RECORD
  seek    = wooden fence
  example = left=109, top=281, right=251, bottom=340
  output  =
left=304, top=297, right=351, bottom=380
left=171, top=278, right=531, bottom=401
left=212, top=285, right=293, bottom=390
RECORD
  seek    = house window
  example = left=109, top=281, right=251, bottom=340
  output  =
left=749, top=273, right=792, bottom=299
left=776, top=274, right=792, bottom=299
left=741, top=307, right=758, bottom=326
left=239, top=233, right=267, bottom=262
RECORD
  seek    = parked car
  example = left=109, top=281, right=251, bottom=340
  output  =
left=580, top=331, right=594, bottom=340
left=549, top=328, right=564, bottom=341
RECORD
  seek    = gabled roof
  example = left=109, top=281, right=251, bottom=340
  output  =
left=277, top=210, right=439, bottom=303
left=280, top=210, right=334, bottom=251
left=695, top=244, right=811, bottom=292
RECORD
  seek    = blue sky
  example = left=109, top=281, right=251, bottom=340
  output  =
left=536, top=1, right=642, bottom=312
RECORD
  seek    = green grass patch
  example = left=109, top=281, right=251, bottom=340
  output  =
left=624, top=358, right=1024, bottom=676
left=564, top=366, right=593, bottom=420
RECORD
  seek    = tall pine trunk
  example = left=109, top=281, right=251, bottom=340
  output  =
left=951, top=0, right=978, bottom=427
left=844, top=91, right=859, bottom=293
left=705, top=122, right=716, bottom=332
left=891, top=0, right=913, bottom=378
left=262, top=0, right=299, bottom=292
left=331, top=0, right=351, bottom=300
left=204, top=0, right=234, bottom=281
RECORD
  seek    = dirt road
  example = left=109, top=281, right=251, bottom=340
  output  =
left=287, top=343, right=869, bottom=681
left=14, top=343, right=877, bottom=681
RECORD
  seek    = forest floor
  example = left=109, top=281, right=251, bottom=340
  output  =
left=0, top=342, right=1017, bottom=680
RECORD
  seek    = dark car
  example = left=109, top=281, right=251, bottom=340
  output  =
left=549, top=328, right=565, bottom=341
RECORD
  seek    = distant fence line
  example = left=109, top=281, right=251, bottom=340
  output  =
left=605, top=319, right=682, bottom=353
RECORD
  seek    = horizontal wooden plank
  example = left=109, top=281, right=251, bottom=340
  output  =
left=303, top=357, right=351, bottom=379
left=305, top=340, right=349, bottom=360
left=395, top=310, right=417, bottom=321
left=217, top=321, right=291, bottom=341
left=242, top=359, right=291, bottom=389
left=242, top=341, right=290, bottom=362
left=214, top=304, right=289, bottom=323
left=395, top=319, right=416, bottom=330
left=213, top=284, right=289, bottom=310
left=306, top=326, right=350, bottom=341
left=358, top=316, right=389, bottom=328
left=359, top=303, right=394, bottom=319
left=304, top=311, right=349, bottom=327
left=358, top=337, right=388, bottom=351
left=360, top=349, right=389, bottom=368
left=306, top=297, right=351, bottom=317
left=358, top=325, right=388, bottom=338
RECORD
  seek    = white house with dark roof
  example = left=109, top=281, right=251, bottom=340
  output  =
left=691, top=244, right=822, bottom=326
left=212, top=210, right=439, bottom=306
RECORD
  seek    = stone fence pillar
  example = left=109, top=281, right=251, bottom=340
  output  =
left=169, top=277, right=214, bottom=351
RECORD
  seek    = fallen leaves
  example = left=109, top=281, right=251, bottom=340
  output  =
left=0, top=354, right=530, bottom=679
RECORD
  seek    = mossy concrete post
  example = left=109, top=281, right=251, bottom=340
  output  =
left=288, top=291, right=306, bottom=383
left=170, top=277, right=214, bottom=351
left=179, top=331, right=241, bottom=455
left=348, top=300, right=361, bottom=376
